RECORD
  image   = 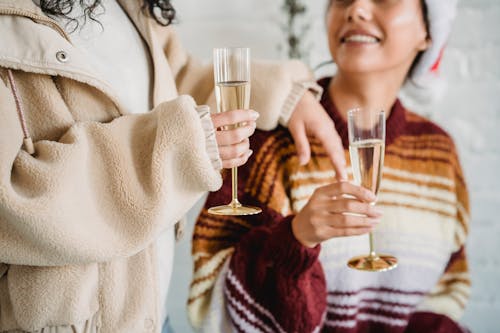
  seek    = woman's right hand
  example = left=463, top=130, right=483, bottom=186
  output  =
left=211, top=109, right=259, bottom=169
left=291, top=181, right=382, bottom=248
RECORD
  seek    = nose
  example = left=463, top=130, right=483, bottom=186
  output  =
left=345, top=0, right=372, bottom=22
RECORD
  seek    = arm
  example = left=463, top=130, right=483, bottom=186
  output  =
left=163, top=28, right=347, bottom=177
left=164, top=28, right=315, bottom=130
left=188, top=144, right=327, bottom=333
left=407, top=155, right=471, bottom=333
left=0, top=76, right=221, bottom=266
left=188, top=131, right=377, bottom=332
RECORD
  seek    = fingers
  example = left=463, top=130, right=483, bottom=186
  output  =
left=321, top=198, right=382, bottom=218
left=212, top=110, right=258, bottom=169
left=211, top=109, right=259, bottom=129
left=288, top=123, right=311, bottom=166
left=326, top=226, right=375, bottom=238
left=313, top=125, right=347, bottom=181
left=218, top=138, right=250, bottom=160
left=316, top=181, right=376, bottom=203
left=216, top=122, right=256, bottom=146
left=310, top=210, right=380, bottom=228
left=221, top=150, right=253, bottom=169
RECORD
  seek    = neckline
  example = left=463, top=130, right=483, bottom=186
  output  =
left=318, top=77, right=407, bottom=148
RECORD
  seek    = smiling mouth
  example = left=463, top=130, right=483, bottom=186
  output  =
left=341, top=34, right=380, bottom=44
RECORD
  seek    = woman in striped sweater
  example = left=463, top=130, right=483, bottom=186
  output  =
left=188, top=0, right=470, bottom=332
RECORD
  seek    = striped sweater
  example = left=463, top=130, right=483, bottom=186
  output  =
left=188, top=78, right=471, bottom=333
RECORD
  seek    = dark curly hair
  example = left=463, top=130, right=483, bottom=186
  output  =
left=38, top=0, right=176, bottom=30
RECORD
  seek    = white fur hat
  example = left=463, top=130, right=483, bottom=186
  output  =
left=410, top=0, right=458, bottom=79
left=402, top=0, right=458, bottom=107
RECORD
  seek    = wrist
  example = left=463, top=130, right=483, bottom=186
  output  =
left=291, top=216, right=319, bottom=248
left=196, top=105, right=222, bottom=171
left=279, top=81, right=324, bottom=127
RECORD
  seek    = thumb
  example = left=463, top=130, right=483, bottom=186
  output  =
left=289, top=123, right=311, bottom=166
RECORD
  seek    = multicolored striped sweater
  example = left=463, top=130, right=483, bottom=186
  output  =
left=188, top=78, right=471, bottom=333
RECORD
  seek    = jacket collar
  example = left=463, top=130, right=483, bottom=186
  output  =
left=0, top=0, right=152, bottom=112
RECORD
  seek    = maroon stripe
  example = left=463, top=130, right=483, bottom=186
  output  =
left=195, top=219, right=248, bottom=233
left=385, top=151, right=452, bottom=164
left=322, top=319, right=407, bottom=333
left=328, top=298, right=416, bottom=309
left=199, top=210, right=249, bottom=225
left=326, top=306, right=412, bottom=322
left=328, top=287, right=425, bottom=297
left=224, top=273, right=283, bottom=332
left=192, top=234, right=240, bottom=243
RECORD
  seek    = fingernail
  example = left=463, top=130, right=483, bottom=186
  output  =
left=250, top=110, right=260, bottom=120
left=370, top=218, right=381, bottom=225
left=373, top=207, right=383, bottom=216
left=299, top=156, right=308, bottom=166
left=247, top=149, right=253, bottom=158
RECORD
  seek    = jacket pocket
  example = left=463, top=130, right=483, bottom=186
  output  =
left=6, top=264, right=100, bottom=331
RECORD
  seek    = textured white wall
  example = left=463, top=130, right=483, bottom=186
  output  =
left=168, top=1, right=500, bottom=332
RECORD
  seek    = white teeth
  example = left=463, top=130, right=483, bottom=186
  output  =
left=344, top=34, right=378, bottom=43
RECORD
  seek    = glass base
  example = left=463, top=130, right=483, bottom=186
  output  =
left=207, top=204, right=262, bottom=216
left=347, top=254, right=398, bottom=272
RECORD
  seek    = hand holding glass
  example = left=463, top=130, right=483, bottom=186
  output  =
left=208, top=47, right=261, bottom=216
left=347, top=109, right=397, bottom=271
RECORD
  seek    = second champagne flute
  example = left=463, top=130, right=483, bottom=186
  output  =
left=208, top=47, right=262, bottom=216
left=347, top=108, right=398, bottom=272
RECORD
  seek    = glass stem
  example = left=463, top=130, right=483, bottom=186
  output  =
left=230, top=167, right=241, bottom=208
left=369, top=232, right=377, bottom=258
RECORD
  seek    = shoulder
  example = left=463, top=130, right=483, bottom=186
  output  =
left=402, top=109, right=456, bottom=149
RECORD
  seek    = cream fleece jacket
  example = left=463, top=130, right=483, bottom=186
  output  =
left=0, top=0, right=318, bottom=332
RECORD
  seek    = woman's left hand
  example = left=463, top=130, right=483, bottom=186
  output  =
left=288, top=90, right=347, bottom=180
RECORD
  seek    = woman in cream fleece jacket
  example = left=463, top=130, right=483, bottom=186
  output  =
left=0, top=1, right=347, bottom=332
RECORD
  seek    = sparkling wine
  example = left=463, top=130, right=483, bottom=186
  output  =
left=215, top=81, right=251, bottom=112
left=349, top=138, right=385, bottom=196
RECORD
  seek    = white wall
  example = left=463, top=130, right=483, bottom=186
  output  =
left=168, top=1, right=500, bottom=332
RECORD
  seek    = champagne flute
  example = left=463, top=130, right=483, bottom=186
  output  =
left=208, top=47, right=262, bottom=216
left=347, top=109, right=397, bottom=272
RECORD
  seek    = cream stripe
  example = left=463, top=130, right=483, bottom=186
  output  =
left=357, top=313, right=407, bottom=326
left=289, top=170, right=336, bottom=181
left=440, top=272, right=470, bottom=282
left=327, top=290, right=422, bottom=306
left=325, top=312, right=407, bottom=328
left=431, top=282, right=470, bottom=299
left=293, top=195, right=455, bottom=216
left=328, top=301, right=412, bottom=315
left=324, top=319, right=356, bottom=328
left=457, top=202, right=470, bottom=223
left=190, top=249, right=233, bottom=299
left=290, top=184, right=326, bottom=200
left=289, top=167, right=453, bottom=187
left=379, top=192, right=455, bottom=215
left=193, top=251, right=211, bottom=262
left=193, top=248, right=233, bottom=281
left=382, top=179, right=455, bottom=203
left=190, top=276, right=218, bottom=300
left=383, top=167, right=454, bottom=186
left=226, top=302, right=265, bottom=333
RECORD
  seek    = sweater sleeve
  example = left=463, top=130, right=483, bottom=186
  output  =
left=0, top=78, right=222, bottom=266
left=188, top=131, right=326, bottom=332
left=164, top=27, right=317, bottom=131
left=408, top=152, right=471, bottom=333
